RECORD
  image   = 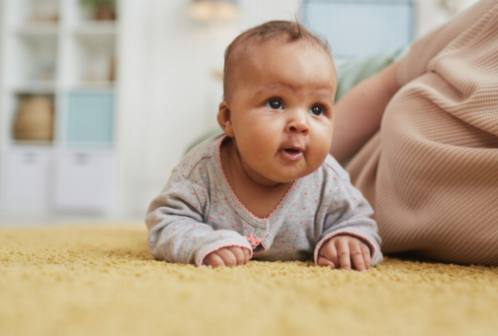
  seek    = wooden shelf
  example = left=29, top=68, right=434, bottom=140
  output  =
left=73, top=22, right=117, bottom=36
left=16, top=23, right=59, bottom=36
left=69, top=82, right=115, bottom=91
left=11, top=140, right=54, bottom=147
left=12, top=81, right=57, bottom=94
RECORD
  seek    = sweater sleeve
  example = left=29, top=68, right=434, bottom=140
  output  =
left=397, top=0, right=495, bottom=86
left=145, top=167, right=252, bottom=266
left=313, top=164, right=382, bottom=266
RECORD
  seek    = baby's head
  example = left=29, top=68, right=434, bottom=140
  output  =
left=218, top=20, right=337, bottom=185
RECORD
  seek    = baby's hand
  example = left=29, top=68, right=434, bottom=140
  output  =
left=317, top=235, right=371, bottom=271
left=203, top=246, right=251, bottom=268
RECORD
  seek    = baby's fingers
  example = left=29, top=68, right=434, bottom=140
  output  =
left=317, top=256, right=336, bottom=268
left=216, top=248, right=237, bottom=267
left=243, top=248, right=251, bottom=263
left=319, top=240, right=338, bottom=266
left=361, top=243, right=371, bottom=269
left=349, top=239, right=366, bottom=271
left=336, top=238, right=351, bottom=270
left=227, top=246, right=247, bottom=265
left=204, top=252, right=225, bottom=268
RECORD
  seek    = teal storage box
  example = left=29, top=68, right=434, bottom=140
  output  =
left=65, top=91, right=114, bottom=145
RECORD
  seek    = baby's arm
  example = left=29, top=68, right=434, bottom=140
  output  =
left=314, top=168, right=382, bottom=270
left=146, top=169, right=252, bottom=267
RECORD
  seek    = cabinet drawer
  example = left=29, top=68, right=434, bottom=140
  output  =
left=4, top=147, right=53, bottom=212
left=54, top=150, right=113, bottom=212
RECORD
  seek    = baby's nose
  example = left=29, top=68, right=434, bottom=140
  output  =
left=287, top=111, right=309, bottom=134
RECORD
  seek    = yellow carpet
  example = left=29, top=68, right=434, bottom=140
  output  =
left=0, top=225, right=497, bottom=336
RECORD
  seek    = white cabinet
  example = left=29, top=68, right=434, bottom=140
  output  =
left=0, top=0, right=120, bottom=217
left=54, top=149, right=113, bottom=211
left=4, top=147, right=53, bottom=213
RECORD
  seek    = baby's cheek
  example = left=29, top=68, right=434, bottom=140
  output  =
left=312, top=133, right=333, bottom=159
left=304, top=149, right=328, bottom=173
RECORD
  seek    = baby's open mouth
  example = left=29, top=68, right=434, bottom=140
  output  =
left=284, top=148, right=301, bottom=155
left=280, top=147, right=304, bottom=161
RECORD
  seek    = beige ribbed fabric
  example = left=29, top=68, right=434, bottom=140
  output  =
left=347, top=0, right=498, bottom=265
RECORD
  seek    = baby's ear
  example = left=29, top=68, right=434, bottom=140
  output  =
left=217, top=102, right=234, bottom=137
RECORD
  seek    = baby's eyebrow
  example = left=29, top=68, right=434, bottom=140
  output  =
left=252, top=83, right=292, bottom=98
left=252, top=83, right=335, bottom=101
left=256, top=82, right=333, bottom=93
left=259, top=83, right=293, bottom=92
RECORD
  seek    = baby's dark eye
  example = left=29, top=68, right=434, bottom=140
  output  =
left=266, top=97, right=284, bottom=110
left=310, top=104, right=325, bottom=116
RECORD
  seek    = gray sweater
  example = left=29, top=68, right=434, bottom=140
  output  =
left=146, top=135, right=382, bottom=266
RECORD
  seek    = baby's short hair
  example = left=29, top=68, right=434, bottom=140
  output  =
left=223, top=20, right=331, bottom=99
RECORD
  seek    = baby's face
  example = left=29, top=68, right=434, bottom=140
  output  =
left=221, top=39, right=336, bottom=185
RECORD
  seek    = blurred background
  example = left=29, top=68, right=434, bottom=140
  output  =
left=0, top=0, right=478, bottom=225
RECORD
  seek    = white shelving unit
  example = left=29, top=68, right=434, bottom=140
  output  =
left=0, top=0, right=120, bottom=216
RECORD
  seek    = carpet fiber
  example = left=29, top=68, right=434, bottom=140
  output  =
left=1, top=225, right=497, bottom=336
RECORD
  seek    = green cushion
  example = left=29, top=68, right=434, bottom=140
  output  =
left=335, top=48, right=406, bottom=100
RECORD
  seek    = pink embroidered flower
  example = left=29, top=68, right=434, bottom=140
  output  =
left=247, top=234, right=262, bottom=248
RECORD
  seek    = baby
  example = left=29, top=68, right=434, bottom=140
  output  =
left=146, top=21, right=382, bottom=271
